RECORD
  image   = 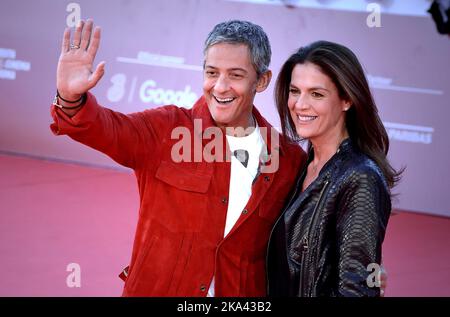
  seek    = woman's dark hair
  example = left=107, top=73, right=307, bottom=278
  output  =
left=275, top=40, right=402, bottom=188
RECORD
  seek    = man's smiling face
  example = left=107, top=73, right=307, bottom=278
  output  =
left=203, top=42, right=268, bottom=130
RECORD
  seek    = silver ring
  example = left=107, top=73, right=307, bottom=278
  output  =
left=70, top=44, right=80, bottom=49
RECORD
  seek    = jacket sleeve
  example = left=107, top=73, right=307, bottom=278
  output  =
left=50, top=92, right=173, bottom=169
left=335, top=166, right=391, bottom=297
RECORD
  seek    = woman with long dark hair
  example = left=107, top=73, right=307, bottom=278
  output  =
left=267, top=41, right=402, bottom=296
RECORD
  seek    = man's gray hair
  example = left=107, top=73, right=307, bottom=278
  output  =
left=204, top=20, right=271, bottom=76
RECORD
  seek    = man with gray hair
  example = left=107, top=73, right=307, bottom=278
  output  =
left=51, top=19, right=305, bottom=296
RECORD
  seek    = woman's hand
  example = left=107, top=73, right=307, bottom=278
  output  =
left=379, top=264, right=388, bottom=297
left=56, top=19, right=105, bottom=101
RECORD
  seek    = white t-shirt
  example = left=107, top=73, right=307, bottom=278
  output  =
left=207, top=123, right=264, bottom=297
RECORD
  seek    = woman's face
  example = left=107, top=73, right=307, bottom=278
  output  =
left=288, top=62, right=350, bottom=144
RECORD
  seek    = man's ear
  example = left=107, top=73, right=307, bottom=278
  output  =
left=256, top=70, right=272, bottom=93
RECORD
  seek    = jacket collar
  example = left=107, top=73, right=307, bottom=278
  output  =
left=336, top=137, right=353, bottom=154
left=307, top=137, right=354, bottom=178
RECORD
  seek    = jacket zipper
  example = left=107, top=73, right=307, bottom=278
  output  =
left=299, top=179, right=329, bottom=296
left=298, top=235, right=309, bottom=296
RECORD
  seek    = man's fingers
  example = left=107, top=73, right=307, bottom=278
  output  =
left=80, top=19, right=93, bottom=50
left=72, top=20, right=84, bottom=47
left=87, top=61, right=106, bottom=89
left=379, top=266, right=387, bottom=297
left=87, top=27, right=101, bottom=58
left=380, top=275, right=387, bottom=288
left=61, top=27, right=70, bottom=53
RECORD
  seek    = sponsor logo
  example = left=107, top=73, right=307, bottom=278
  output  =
left=367, top=74, right=443, bottom=95
left=107, top=73, right=198, bottom=108
left=117, top=51, right=202, bottom=72
left=0, top=48, right=31, bottom=80
left=384, top=122, right=434, bottom=144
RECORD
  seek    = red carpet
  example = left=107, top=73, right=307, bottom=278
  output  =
left=383, top=211, right=450, bottom=296
left=0, top=153, right=449, bottom=296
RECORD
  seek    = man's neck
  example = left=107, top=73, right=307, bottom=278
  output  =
left=222, top=115, right=256, bottom=137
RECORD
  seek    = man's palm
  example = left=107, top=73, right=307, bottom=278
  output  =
left=56, top=20, right=105, bottom=100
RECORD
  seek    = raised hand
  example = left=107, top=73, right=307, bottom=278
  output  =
left=56, top=19, right=105, bottom=101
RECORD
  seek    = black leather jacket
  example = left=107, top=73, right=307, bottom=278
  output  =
left=267, top=138, right=391, bottom=297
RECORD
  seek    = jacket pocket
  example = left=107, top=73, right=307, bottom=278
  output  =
left=125, top=233, right=159, bottom=292
left=155, top=160, right=211, bottom=193
left=152, top=160, right=212, bottom=232
left=125, top=220, right=185, bottom=295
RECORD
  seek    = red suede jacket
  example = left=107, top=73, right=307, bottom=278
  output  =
left=50, top=93, right=306, bottom=296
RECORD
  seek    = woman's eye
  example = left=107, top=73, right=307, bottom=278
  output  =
left=289, top=88, right=299, bottom=95
left=312, top=92, right=323, bottom=98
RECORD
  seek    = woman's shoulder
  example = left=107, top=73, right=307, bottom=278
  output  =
left=338, top=148, right=388, bottom=190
